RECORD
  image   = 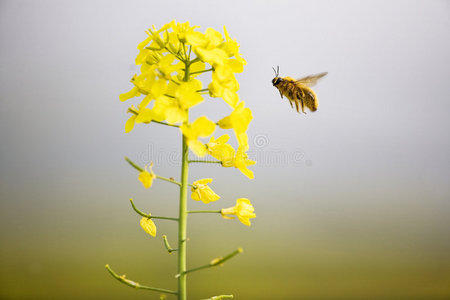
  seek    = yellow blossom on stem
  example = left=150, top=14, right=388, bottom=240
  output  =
left=221, top=198, right=256, bottom=226
left=218, top=101, right=253, bottom=152
left=218, top=101, right=252, bottom=135
left=233, top=146, right=256, bottom=179
left=180, top=116, right=216, bottom=157
left=175, top=79, right=204, bottom=109
left=206, top=135, right=235, bottom=167
left=140, top=216, right=157, bottom=237
left=138, top=164, right=156, bottom=189
left=191, top=178, right=220, bottom=204
left=170, top=21, right=199, bottom=43
left=151, top=96, right=187, bottom=124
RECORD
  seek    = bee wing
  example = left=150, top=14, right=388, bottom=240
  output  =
left=296, top=72, right=328, bottom=87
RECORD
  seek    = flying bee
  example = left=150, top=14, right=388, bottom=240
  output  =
left=272, top=66, right=327, bottom=113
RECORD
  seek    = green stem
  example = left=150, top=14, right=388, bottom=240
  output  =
left=188, top=57, right=200, bottom=65
left=164, top=46, right=185, bottom=62
left=188, top=160, right=222, bottom=164
left=129, top=199, right=178, bottom=221
left=176, top=248, right=243, bottom=277
left=188, top=210, right=221, bottom=214
left=190, top=68, right=214, bottom=75
left=162, top=235, right=178, bottom=253
left=177, top=60, right=191, bottom=300
left=124, top=156, right=143, bottom=171
left=105, top=264, right=177, bottom=294
left=156, top=175, right=181, bottom=187
left=127, top=109, right=180, bottom=128
left=152, top=120, right=180, bottom=128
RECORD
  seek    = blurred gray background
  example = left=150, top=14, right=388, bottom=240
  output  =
left=1, top=0, right=449, bottom=299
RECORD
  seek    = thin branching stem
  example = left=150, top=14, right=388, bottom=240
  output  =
left=105, top=264, right=178, bottom=294
left=127, top=109, right=180, bottom=128
left=188, top=210, right=221, bottom=214
left=124, top=157, right=182, bottom=186
left=190, top=68, right=214, bottom=75
left=162, top=235, right=178, bottom=253
left=188, top=160, right=222, bottom=164
left=176, top=248, right=243, bottom=278
left=129, top=199, right=178, bottom=221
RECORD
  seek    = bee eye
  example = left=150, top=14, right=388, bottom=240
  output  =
left=272, top=77, right=281, bottom=86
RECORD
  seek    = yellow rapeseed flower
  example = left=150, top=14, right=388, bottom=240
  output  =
left=138, top=164, right=156, bottom=189
left=233, top=146, right=256, bottom=179
left=191, top=178, right=220, bottom=204
left=180, top=116, right=216, bottom=157
left=151, top=96, right=187, bottom=125
left=218, top=101, right=252, bottom=134
left=206, top=135, right=235, bottom=167
left=175, top=79, right=204, bottom=109
left=218, top=101, right=253, bottom=151
left=221, top=198, right=256, bottom=226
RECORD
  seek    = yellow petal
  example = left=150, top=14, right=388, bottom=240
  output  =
left=120, top=87, right=140, bottom=102
left=187, top=139, right=208, bottom=157
left=191, top=116, right=216, bottom=137
left=125, top=115, right=137, bottom=133
left=135, top=108, right=152, bottom=124
left=185, top=31, right=207, bottom=47
left=217, top=116, right=232, bottom=129
left=138, top=170, right=155, bottom=188
left=189, top=61, right=206, bottom=75
left=193, top=178, right=213, bottom=185
left=151, top=78, right=167, bottom=99
left=204, top=28, right=223, bottom=48
left=222, top=89, right=239, bottom=108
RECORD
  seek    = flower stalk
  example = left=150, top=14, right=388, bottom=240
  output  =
left=176, top=248, right=243, bottom=277
left=178, top=131, right=189, bottom=300
left=109, top=21, right=256, bottom=299
left=177, top=55, right=191, bottom=300
left=105, top=264, right=177, bottom=294
left=129, top=198, right=178, bottom=221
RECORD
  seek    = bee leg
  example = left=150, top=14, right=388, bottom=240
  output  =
left=288, top=99, right=294, bottom=108
left=300, top=98, right=306, bottom=114
left=278, top=90, right=283, bottom=98
left=294, top=98, right=300, bottom=112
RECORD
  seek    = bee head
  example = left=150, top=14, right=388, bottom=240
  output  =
left=272, top=66, right=281, bottom=86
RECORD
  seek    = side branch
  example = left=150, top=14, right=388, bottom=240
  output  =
left=190, top=68, right=214, bottom=75
left=130, top=199, right=178, bottom=221
left=188, top=160, right=222, bottom=164
left=125, top=157, right=182, bottom=186
left=176, top=248, right=243, bottom=277
left=188, top=210, right=221, bottom=214
left=162, top=235, right=178, bottom=253
left=127, top=109, right=179, bottom=128
left=105, top=264, right=177, bottom=294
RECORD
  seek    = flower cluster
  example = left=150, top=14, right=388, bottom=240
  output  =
left=121, top=21, right=255, bottom=233
left=120, top=20, right=255, bottom=179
